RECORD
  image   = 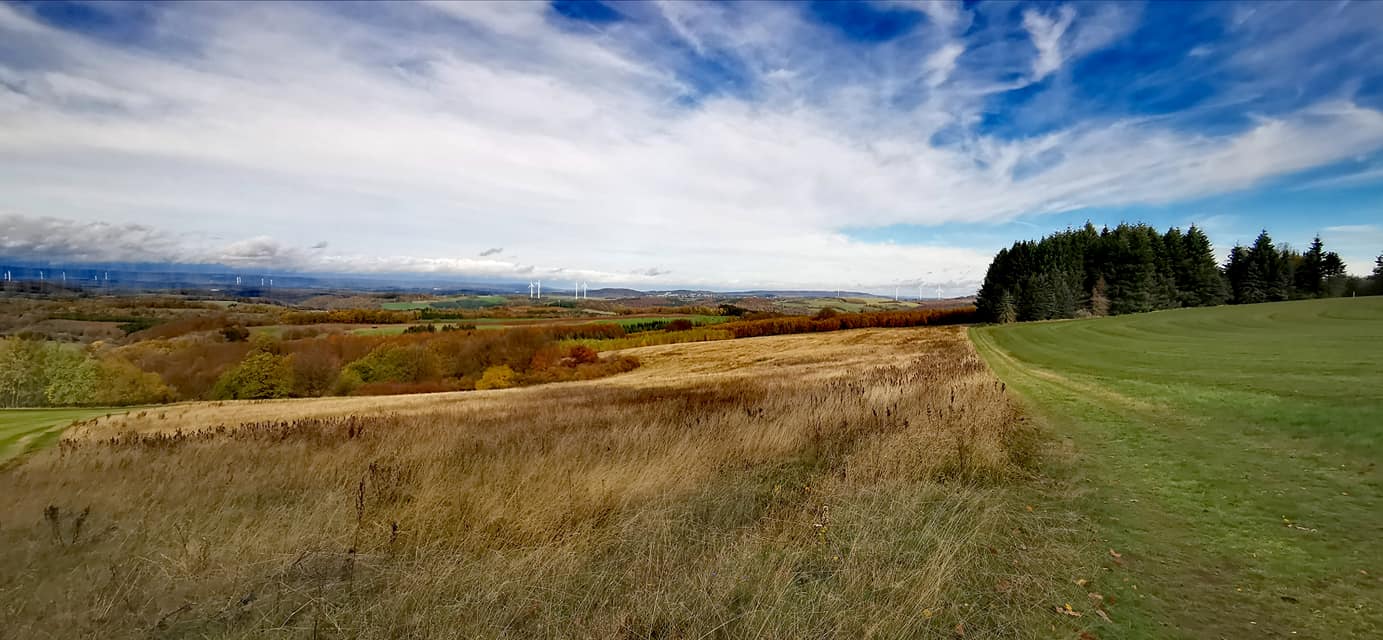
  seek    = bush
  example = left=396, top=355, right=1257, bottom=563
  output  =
left=475, top=365, right=516, bottom=390
left=210, top=351, right=293, bottom=400
left=221, top=324, right=251, bottom=342
left=343, top=344, right=440, bottom=384
left=568, top=345, right=599, bottom=365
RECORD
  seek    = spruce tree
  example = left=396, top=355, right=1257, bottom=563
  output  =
left=1246, top=231, right=1286, bottom=302
left=1225, top=245, right=1251, bottom=304
left=1182, top=225, right=1225, bottom=306
left=1372, top=253, right=1383, bottom=294
left=1107, top=225, right=1158, bottom=314
left=1294, top=236, right=1325, bottom=297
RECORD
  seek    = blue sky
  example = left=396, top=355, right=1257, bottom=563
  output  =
left=2, top=1, right=1382, bottom=293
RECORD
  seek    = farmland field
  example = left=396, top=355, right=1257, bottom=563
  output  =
left=972, top=297, right=1383, bottom=639
left=0, top=327, right=1099, bottom=639
left=350, top=314, right=730, bottom=335
left=381, top=295, right=508, bottom=311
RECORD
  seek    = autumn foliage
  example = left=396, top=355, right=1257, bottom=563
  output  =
left=720, top=306, right=977, bottom=339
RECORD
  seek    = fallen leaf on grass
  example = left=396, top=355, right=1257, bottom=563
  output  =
left=1080, top=632, right=1099, bottom=640
left=1075, top=578, right=1089, bottom=587
left=1108, top=549, right=1124, bottom=566
left=954, top=622, right=965, bottom=637
left=923, top=608, right=934, bottom=619
left=1094, top=609, right=1113, bottom=623
left=995, top=580, right=1013, bottom=593
left=1088, top=592, right=1104, bottom=602
left=1055, top=604, right=1083, bottom=617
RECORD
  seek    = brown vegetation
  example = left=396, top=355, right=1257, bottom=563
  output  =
left=0, top=327, right=1080, bottom=638
left=721, top=307, right=976, bottom=338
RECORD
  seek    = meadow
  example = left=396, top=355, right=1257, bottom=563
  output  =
left=0, top=327, right=1100, bottom=639
left=0, top=408, right=120, bottom=465
left=972, top=297, right=1383, bottom=638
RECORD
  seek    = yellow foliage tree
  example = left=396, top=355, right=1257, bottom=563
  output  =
left=475, top=365, right=516, bottom=390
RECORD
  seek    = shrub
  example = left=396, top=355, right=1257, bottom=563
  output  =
left=343, top=344, right=440, bottom=384
left=210, top=351, right=293, bottom=400
left=221, top=324, right=251, bottom=342
left=475, top=365, right=516, bottom=390
left=567, top=345, right=599, bottom=365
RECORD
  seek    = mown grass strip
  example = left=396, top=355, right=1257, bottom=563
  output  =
left=971, top=297, right=1383, bottom=639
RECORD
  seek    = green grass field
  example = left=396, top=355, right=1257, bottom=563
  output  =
left=972, top=297, right=1383, bottom=638
left=0, top=408, right=124, bottom=465
left=381, top=295, right=507, bottom=311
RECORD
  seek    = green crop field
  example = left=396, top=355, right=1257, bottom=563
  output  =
left=0, top=408, right=125, bottom=465
left=381, top=295, right=507, bottom=311
left=971, top=297, right=1383, bottom=639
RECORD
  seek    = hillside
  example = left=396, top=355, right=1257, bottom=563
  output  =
left=0, top=327, right=1095, bottom=639
left=972, top=297, right=1383, bottom=638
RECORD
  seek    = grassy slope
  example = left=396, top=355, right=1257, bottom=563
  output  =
left=0, top=408, right=122, bottom=465
left=1, top=327, right=1086, bottom=638
left=971, top=297, right=1383, bottom=638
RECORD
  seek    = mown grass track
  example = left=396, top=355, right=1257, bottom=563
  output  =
left=972, top=297, right=1383, bottom=639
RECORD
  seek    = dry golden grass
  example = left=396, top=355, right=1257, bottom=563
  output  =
left=0, top=327, right=1079, bottom=639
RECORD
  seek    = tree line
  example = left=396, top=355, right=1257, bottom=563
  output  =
left=977, top=222, right=1382, bottom=323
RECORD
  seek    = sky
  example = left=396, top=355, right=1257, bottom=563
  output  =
left=2, top=0, right=1383, bottom=294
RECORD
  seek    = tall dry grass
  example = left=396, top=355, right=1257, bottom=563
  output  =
left=0, top=327, right=1076, bottom=639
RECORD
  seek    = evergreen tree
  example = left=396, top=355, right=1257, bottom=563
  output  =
left=1106, top=224, right=1159, bottom=314
left=974, top=222, right=1356, bottom=323
left=1323, top=252, right=1346, bottom=279
left=996, top=291, right=1017, bottom=324
left=1294, top=235, right=1325, bottom=297
left=1246, top=231, right=1287, bottom=302
left=1225, top=245, right=1253, bottom=304
left=1372, top=253, right=1383, bottom=294
left=1182, top=225, right=1225, bottom=306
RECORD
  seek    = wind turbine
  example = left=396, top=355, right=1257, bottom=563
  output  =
left=536, top=281, right=541, bottom=299
left=528, top=282, right=535, bottom=299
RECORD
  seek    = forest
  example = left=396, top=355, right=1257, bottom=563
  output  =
left=975, top=222, right=1383, bottom=323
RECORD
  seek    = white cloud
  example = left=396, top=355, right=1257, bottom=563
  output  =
left=923, top=42, right=964, bottom=87
left=1294, top=166, right=1383, bottom=191
left=1022, top=5, right=1076, bottom=81
left=0, top=2, right=1380, bottom=293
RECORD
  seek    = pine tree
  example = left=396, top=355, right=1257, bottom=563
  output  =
left=1372, top=253, right=1383, bottom=294
left=1294, top=236, right=1325, bottom=297
left=1225, top=245, right=1252, bottom=304
left=997, top=291, right=1017, bottom=324
left=1182, top=225, right=1225, bottom=306
left=1246, top=231, right=1287, bottom=302
left=1107, top=225, right=1158, bottom=314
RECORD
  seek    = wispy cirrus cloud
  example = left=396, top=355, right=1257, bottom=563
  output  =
left=0, top=1, right=1381, bottom=291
